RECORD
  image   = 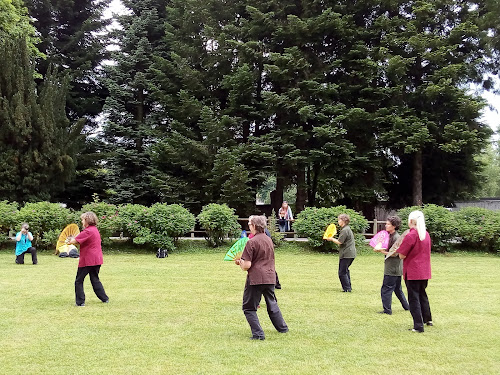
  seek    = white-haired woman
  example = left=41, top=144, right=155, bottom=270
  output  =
left=396, top=211, right=432, bottom=332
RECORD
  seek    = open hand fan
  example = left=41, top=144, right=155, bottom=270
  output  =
left=224, top=237, right=249, bottom=261
left=385, top=229, right=409, bottom=259
left=55, top=224, right=80, bottom=254
left=322, top=224, right=337, bottom=239
left=369, top=230, right=390, bottom=250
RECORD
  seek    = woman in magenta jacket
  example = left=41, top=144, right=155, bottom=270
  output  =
left=68, top=212, right=109, bottom=306
left=397, top=210, right=432, bottom=332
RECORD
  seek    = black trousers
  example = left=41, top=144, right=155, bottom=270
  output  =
left=75, top=265, right=108, bottom=305
left=381, top=275, right=410, bottom=314
left=338, top=258, right=354, bottom=291
left=405, top=279, right=432, bottom=332
left=242, top=279, right=288, bottom=338
left=16, top=247, right=37, bottom=264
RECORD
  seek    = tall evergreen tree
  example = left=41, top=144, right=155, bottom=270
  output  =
left=373, top=0, right=495, bottom=206
left=24, top=0, right=111, bottom=124
left=0, top=38, right=83, bottom=202
left=102, top=0, right=170, bottom=204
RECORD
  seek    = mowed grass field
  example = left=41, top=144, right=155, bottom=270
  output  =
left=0, top=243, right=499, bottom=375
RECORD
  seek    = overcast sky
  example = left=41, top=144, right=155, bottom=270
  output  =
left=104, top=0, right=499, bottom=138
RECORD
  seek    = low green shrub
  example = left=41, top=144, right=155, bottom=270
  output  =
left=81, top=201, right=120, bottom=245
left=454, top=207, right=500, bottom=252
left=16, top=202, right=74, bottom=249
left=268, top=210, right=285, bottom=246
left=149, top=203, right=195, bottom=241
left=0, top=201, right=18, bottom=244
left=293, top=206, right=368, bottom=249
left=197, top=203, right=240, bottom=247
left=116, top=204, right=148, bottom=238
left=117, top=203, right=194, bottom=251
left=398, top=204, right=458, bottom=251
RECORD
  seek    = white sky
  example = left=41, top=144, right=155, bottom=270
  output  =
left=103, top=0, right=500, bottom=139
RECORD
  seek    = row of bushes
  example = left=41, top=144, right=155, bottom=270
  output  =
left=0, top=200, right=242, bottom=251
left=293, top=204, right=500, bottom=252
left=1, top=200, right=499, bottom=252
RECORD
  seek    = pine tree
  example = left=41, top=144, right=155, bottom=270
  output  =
left=373, top=0, right=495, bottom=206
left=0, top=38, right=82, bottom=202
left=102, top=0, right=170, bottom=204
left=24, top=0, right=111, bottom=124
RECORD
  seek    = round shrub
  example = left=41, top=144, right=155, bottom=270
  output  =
left=116, top=204, right=149, bottom=238
left=149, top=203, right=195, bottom=241
left=454, top=207, right=500, bottom=252
left=81, top=201, right=120, bottom=244
left=0, top=201, right=18, bottom=242
left=398, top=204, right=457, bottom=251
left=16, top=202, right=74, bottom=249
left=293, top=206, right=368, bottom=249
left=197, top=203, right=240, bottom=247
left=116, top=203, right=194, bottom=251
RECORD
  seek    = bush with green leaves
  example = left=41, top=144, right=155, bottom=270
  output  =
left=16, top=202, right=74, bottom=249
left=116, top=204, right=148, bottom=238
left=0, top=201, right=18, bottom=242
left=293, top=206, right=368, bottom=249
left=197, top=203, right=240, bottom=247
left=149, top=203, right=195, bottom=241
left=268, top=210, right=285, bottom=246
left=118, top=203, right=194, bottom=251
left=397, top=204, right=458, bottom=251
left=81, top=201, right=120, bottom=244
left=454, top=207, right=500, bottom=252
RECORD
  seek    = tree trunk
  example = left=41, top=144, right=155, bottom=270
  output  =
left=296, top=164, right=307, bottom=213
left=271, top=163, right=285, bottom=215
left=412, top=149, right=423, bottom=206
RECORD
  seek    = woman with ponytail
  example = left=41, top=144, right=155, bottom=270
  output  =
left=396, top=210, right=433, bottom=333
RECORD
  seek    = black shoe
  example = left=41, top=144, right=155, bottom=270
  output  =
left=103, top=299, right=109, bottom=303
left=342, top=290, right=352, bottom=292
left=378, top=311, right=392, bottom=315
left=75, top=303, right=85, bottom=307
left=425, top=321, right=433, bottom=326
left=279, top=329, right=289, bottom=333
left=250, top=336, right=265, bottom=340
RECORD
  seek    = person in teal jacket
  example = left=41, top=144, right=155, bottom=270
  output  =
left=15, top=223, right=37, bottom=264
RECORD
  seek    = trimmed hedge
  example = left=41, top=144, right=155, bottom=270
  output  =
left=293, top=206, right=368, bottom=249
left=0, top=199, right=498, bottom=253
left=398, top=204, right=458, bottom=252
left=197, top=203, right=240, bottom=247
left=16, top=202, right=74, bottom=249
left=454, top=207, right=500, bottom=252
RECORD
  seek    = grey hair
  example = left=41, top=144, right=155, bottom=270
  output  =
left=249, top=215, right=267, bottom=233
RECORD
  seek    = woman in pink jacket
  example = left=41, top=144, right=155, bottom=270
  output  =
left=68, top=212, right=109, bottom=307
left=397, top=210, right=432, bottom=332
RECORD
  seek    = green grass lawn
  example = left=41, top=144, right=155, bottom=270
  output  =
left=0, top=243, right=499, bottom=375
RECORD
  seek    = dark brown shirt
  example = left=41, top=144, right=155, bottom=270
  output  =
left=241, top=233, right=276, bottom=285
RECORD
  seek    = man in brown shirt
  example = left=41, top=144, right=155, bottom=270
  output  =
left=235, top=215, right=288, bottom=340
